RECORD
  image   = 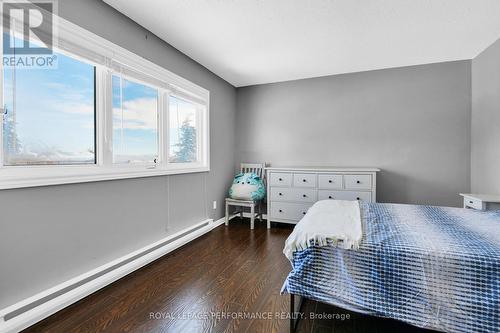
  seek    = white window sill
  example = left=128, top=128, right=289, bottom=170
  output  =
left=0, top=165, right=210, bottom=190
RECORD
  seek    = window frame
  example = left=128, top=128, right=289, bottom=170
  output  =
left=110, top=72, right=161, bottom=168
left=0, top=12, right=210, bottom=190
left=1, top=46, right=99, bottom=167
left=166, top=93, right=207, bottom=169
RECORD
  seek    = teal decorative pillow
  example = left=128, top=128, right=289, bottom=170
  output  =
left=229, top=172, right=265, bottom=201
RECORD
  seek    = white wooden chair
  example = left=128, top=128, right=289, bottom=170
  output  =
left=225, top=163, right=268, bottom=229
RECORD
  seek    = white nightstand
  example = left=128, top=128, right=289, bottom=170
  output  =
left=459, top=193, right=500, bottom=211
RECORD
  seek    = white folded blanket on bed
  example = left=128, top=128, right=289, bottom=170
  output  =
left=283, top=200, right=362, bottom=260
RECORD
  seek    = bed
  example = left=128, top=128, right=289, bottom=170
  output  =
left=282, top=202, right=500, bottom=333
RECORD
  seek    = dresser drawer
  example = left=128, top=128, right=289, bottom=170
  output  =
left=270, top=187, right=317, bottom=203
left=270, top=202, right=312, bottom=221
left=463, top=196, right=485, bottom=210
left=344, top=175, right=372, bottom=190
left=318, top=190, right=372, bottom=202
left=293, top=173, right=317, bottom=188
left=269, top=172, right=292, bottom=187
left=318, top=174, right=343, bottom=189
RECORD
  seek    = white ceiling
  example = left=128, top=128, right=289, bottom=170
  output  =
left=103, top=0, right=500, bottom=87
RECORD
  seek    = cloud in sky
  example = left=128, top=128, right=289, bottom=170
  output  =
left=59, top=102, right=94, bottom=115
left=113, top=97, right=157, bottom=131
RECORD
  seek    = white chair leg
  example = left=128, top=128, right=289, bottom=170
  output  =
left=225, top=201, right=229, bottom=226
left=250, top=205, right=255, bottom=229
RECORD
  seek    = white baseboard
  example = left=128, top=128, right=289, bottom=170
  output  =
left=0, top=217, right=225, bottom=333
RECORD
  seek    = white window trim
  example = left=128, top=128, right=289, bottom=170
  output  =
left=109, top=72, right=160, bottom=168
left=0, top=11, right=210, bottom=190
left=166, top=93, right=208, bottom=169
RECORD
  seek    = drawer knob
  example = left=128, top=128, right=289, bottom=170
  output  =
left=279, top=209, right=283, bottom=213
left=357, top=197, right=360, bottom=200
left=469, top=201, right=473, bottom=204
left=356, top=180, right=361, bottom=184
left=328, top=196, right=333, bottom=199
left=328, top=180, right=333, bottom=183
left=302, top=194, right=307, bottom=198
left=302, top=212, right=306, bottom=215
left=302, top=179, right=307, bottom=182
left=279, top=192, right=283, bottom=196
left=279, top=178, right=283, bottom=181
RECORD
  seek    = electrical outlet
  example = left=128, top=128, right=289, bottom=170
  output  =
left=212, top=201, right=217, bottom=210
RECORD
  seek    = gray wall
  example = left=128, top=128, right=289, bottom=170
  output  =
left=471, top=38, right=500, bottom=194
left=0, top=0, right=236, bottom=309
left=236, top=61, right=471, bottom=207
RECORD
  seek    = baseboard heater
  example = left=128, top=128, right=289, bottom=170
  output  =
left=0, top=217, right=224, bottom=333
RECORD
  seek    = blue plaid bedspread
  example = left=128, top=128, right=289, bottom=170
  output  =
left=282, top=202, right=500, bottom=333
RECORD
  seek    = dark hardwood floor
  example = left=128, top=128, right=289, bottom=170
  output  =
left=24, top=218, right=433, bottom=333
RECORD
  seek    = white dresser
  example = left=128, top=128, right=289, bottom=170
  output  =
left=266, top=167, right=380, bottom=225
left=460, top=193, right=500, bottom=211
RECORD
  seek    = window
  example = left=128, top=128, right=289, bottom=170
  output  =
left=112, top=76, right=158, bottom=165
left=0, top=13, right=209, bottom=190
left=2, top=39, right=96, bottom=166
left=168, top=96, right=199, bottom=164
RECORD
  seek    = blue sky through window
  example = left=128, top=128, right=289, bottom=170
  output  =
left=3, top=39, right=95, bottom=165
left=112, top=76, right=158, bottom=164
